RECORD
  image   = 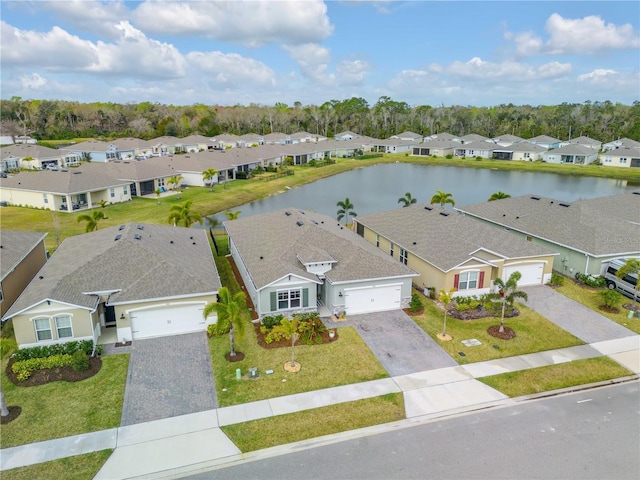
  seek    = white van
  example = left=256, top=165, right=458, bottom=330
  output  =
left=604, top=258, right=638, bottom=300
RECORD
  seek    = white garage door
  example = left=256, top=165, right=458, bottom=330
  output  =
left=130, top=304, right=206, bottom=340
left=344, top=284, right=402, bottom=315
left=503, top=263, right=544, bottom=286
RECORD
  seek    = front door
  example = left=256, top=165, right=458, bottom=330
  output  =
left=105, top=305, right=117, bottom=327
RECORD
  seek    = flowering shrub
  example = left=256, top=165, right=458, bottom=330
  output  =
left=12, top=354, right=75, bottom=381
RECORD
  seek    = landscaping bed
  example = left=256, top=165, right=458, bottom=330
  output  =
left=5, top=356, right=102, bottom=387
left=253, top=321, right=339, bottom=349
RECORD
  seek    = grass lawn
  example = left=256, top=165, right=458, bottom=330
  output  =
left=479, top=357, right=634, bottom=397
left=1, top=450, right=112, bottom=480
left=555, top=279, right=640, bottom=334
left=0, top=354, right=129, bottom=448
left=410, top=296, right=584, bottom=364
left=222, top=393, right=405, bottom=453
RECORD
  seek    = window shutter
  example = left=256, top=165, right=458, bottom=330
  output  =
left=302, top=288, right=309, bottom=307
left=454, top=274, right=460, bottom=289
left=270, top=292, right=276, bottom=311
left=479, top=271, right=485, bottom=288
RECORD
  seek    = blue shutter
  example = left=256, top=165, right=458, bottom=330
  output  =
left=302, top=288, right=309, bottom=307
left=270, top=292, right=277, bottom=311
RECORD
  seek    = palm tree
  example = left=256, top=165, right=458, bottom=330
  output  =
left=202, top=168, right=219, bottom=191
left=438, top=289, right=456, bottom=341
left=167, top=200, right=202, bottom=227
left=398, top=192, right=417, bottom=207
left=167, top=175, right=183, bottom=192
left=203, top=287, right=247, bottom=358
left=616, top=258, right=640, bottom=310
left=491, top=271, right=528, bottom=332
left=154, top=187, right=161, bottom=205
left=77, top=210, right=105, bottom=232
left=337, top=197, right=357, bottom=224
left=430, top=189, right=455, bottom=208
left=271, top=318, right=300, bottom=369
left=488, top=191, right=511, bottom=202
left=225, top=210, right=241, bottom=220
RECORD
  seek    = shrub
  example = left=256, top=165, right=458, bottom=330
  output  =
left=0, top=337, right=18, bottom=359
left=72, top=350, right=89, bottom=372
left=261, top=314, right=284, bottom=330
left=12, top=354, right=74, bottom=380
left=454, top=303, right=471, bottom=312
left=207, top=323, right=230, bottom=337
left=549, top=272, right=565, bottom=287
left=409, top=293, right=423, bottom=313
left=598, top=289, right=621, bottom=309
left=235, top=171, right=248, bottom=179
left=265, top=328, right=288, bottom=344
left=12, top=340, right=96, bottom=362
left=298, top=317, right=326, bottom=345
left=576, top=273, right=606, bottom=288
left=293, top=312, right=320, bottom=322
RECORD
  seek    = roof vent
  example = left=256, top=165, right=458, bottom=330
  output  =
left=118, top=225, right=125, bottom=231
left=285, top=211, right=291, bottom=216
left=192, top=242, right=196, bottom=245
left=299, top=210, right=305, bottom=214
left=134, top=234, right=141, bottom=240
left=311, top=220, right=318, bottom=224
left=170, top=240, right=174, bottom=244
left=259, top=256, right=264, bottom=260
left=632, top=191, right=640, bottom=195
left=39, top=275, right=44, bottom=280
left=424, top=206, right=433, bottom=210
left=137, top=224, right=144, bottom=230
left=413, top=241, right=417, bottom=245
left=114, top=234, right=121, bottom=241
left=296, top=221, right=304, bottom=226
left=530, top=196, right=540, bottom=200
left=559, top=203, right=571, bottom=207
left=439, top=212, right=449, bottom=217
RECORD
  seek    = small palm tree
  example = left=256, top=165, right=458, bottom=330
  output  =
left=77, top=210, right=105, bottom=232
left=398, top=192, right=417, bottom=207
left=337, top=197, right=357, bottom=224
left=430, top=189, right=455, bottom=208
left=203, top=287, right=247, bottom=358
left=491, top=271, right=528, bottom=333
left=167, top=175, right=183, bottom=192
left=154, top=188, right=161, bottom=205
left=202, top=168, right=219, bottom=191
left=225, top=210, right=241, bottom=220
left=271, top=318, right=300, bottom=369
left=167, top=200, right=202, bottom=227
left=438, top=289, right=456, bottom=341
left=616, top=258, right=640, bottom=310
left=488, top=191, right=511, bottom=202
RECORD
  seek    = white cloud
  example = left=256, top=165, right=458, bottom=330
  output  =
left=283, top=43, right=334, bottom=84
left=132, top=0, right=333, bottom=47
left=187, top=51, right=277, bottom=88
left=20, top=73, right=47, bottom=90
left=441, top=57, right=571, bottom=81
left=39, top=0, right=130, bottom=40
left=336, top=59, right=372, bottom=85
left=512, top=31, right=544, bottom=57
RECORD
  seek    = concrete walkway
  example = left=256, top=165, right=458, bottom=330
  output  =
left=522, top=285, right=636, bottom=343
left=2, top=335, right=637, bottom=478
left=120, top=332, right=217, bottom=426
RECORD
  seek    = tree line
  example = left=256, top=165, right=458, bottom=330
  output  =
left=1, top=96, right=638, bottom=143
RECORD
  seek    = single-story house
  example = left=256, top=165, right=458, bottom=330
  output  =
left=102, top=158, right=177, bottom=197
left=370, top=138, right=418, bottom=154
left=492, top=134, right=524, bottom=147
left=599, top=147, right=640, bottom=168
left=2, top=224, right=221, bottom=347
left=493, top=143, right=547, bottom=161
left=560, top=136, right=602, bottom=151
left=180, top=134, right=217, bottom=152
left=110, top=138, right=154, bottom=160
left=290, top=131, right=327, bottom=143
left=354, top=205, right=556, bottom=298
left=412, top=140, right=459, bottom=157
left=225, top=209, right=418, bottom=318
left=334, top=131, right=360, bottom=141
left=1, top=144, right=80, bottom=171
left=60, top=140, right=113, bottom=163
left=454, top=140, right=495, bottom=159
left=1, top=231, right=48, bottom=318
left=602, top=137, right=640, bottom=152
left=542, top=144, right=599, bottom=165
left=148, top=136, right=185, bottom=155
left=263, top=132, right=289, bottom=145
left=459, top=134, right=490, bottom=144
left=456, top=192, right=640, bottom=278
left=211, top=134, right=240, bottom=149
left=390, top=131, right=424, bottom=142
left=424, top=132, right=460, bottom=143
left=526, top=135, right=562, bottom=150
left=237, top=133, right=263, bottom=148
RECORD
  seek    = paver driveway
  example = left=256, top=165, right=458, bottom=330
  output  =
left=325, top=310, right=457, bottom=376
left=120, top=332, right=217, bottom=426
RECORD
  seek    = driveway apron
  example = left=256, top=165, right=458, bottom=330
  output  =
left=522, top=285, right=636, bottom=344
left=120, top=332, right=217, bottom=426
left=326, top=310, right=457, bottom=376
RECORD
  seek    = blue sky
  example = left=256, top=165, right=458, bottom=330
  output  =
left=1, top=1, right=638, bottom=107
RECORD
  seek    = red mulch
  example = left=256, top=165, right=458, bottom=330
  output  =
left=1, top=406, right=22, bottom=425
left=487, top=325, right=516, bottom=340
left=254, top=322, right=339, bottom=349
left=224, top=352, right=245, bottom=362
left=5, top=356, right=102, bottom=387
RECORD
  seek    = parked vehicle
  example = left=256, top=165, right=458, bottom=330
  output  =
left=604, top=258, right=639, bottom=300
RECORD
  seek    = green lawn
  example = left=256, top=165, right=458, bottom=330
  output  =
left=410, top=295, right=584, bottom=364
left=479, top=357, right=634, bottom=397
left=1, top=450, right=112, bottom=480
left=555, top=278, right=640, bottom=334
left=0, top=354, right=129, bottom=448
left=222, top=393, right=405, bottom=452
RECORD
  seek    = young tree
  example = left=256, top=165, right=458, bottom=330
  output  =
left=225, top=210, right=241, bottom=220
left=488, top=191, right=511, bottom=201
left=77, top=210, right=105, bottom=232
left=203, top=287, right=247, bottom=358
left=491, top=271, right=528, bottom=332
left=167, top=200, right=202, bottom=227
left=270, top=318, right=300, bottom=369
left=430, top=190, right=455, bottom=208
left=438, top=289, right=456, bottom=341
left=202, top=168, right=219, bottom=191
left=337, top=197, right=357, bottom=224
left=167, top=175, right=183, bottom=192
left=398, top=192, right=417, bottom=207
left=616, top=258, right=640, bottom=310
left=154, top=187, right=161, bottom=205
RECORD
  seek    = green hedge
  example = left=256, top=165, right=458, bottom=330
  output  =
left=12, top=354, right=75, bottom=381
left=12, top=340, right=100, bottom=362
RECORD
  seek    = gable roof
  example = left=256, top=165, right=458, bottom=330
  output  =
left=225, top=209, right=416, bottom=290
left=3, top=224, right=220, bottom=319
left=543, top=144, right=596, bottom=155
left=527, top=135, right=561, bottom=143
left=0, top=165, right=129, bottom=194
left=355, top=205, right=555, bottom=272
left=0, top=231, right=47, bottom=281
left=59, top=140, right=110, bottom=152
left=0, top=144, right=62, bottom=160
left=457, top=193, right=640, bottom=257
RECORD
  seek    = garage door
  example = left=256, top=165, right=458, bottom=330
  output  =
left=130, top=304, right=206, bottom=340
left=344, top=284, right=402, bottom=315
left=503, top=263, right=544, bottom=286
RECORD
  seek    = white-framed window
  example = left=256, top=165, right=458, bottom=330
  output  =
left=376, top=234, right=380, bottom=247
left=123, top=185, right=128, bottom=195
left=389, top=242, right=394, bottom=257
left=158, top=178, right=165, bottom=187
left=43, top=194, right=48, bottom=204
left=55, top=315, right=73, bottom=338
left=278, top=289, right=301, bottom=310
left=458, top=271, right=479, bottom=290
left=400, top=248, right=408, bottom=265
left=110, top=188, right=115, bottom=198
left=524, top=152, right=531, bottom=159
left=34, top=317, right=52, bottom=341
left=620, top=158, right=627, bottom=164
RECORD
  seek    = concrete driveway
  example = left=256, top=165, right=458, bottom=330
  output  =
left=120, top=332, right=217, bottom=426
left=325, top=310, right=457, bottom=376
left=522, top=285, right=636, bottom=344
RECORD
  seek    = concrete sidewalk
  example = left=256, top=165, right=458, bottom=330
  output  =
left=2, top=335, right=638, bottom=478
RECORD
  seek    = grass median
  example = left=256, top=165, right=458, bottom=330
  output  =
left=1, top=450, right=112, bottom=480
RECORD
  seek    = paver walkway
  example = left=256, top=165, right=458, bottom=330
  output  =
left=324, top=310, right=457, bottom=376
left=120, top=332, right=217, bottom=426
left=522, top=285, right=636, bottom=343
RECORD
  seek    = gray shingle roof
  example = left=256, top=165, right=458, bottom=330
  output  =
left=225, top=209, right=416, bottom=290
left=457, top=193, right=640, bottom=257
left=0, top=231, right=47, bottom=281
left=3, top=224, right=220, bottom=319
left=356, top=205, right=555, bottom=272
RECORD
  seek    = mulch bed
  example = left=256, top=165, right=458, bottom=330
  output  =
left=254, top=322, right=339, bottom=349
left=599, top=305, right=620, bottom=314
left=403, top=308, right=425, bottom=316
left=447, top=305, right=520, bottom=321
left=5, top=356, right=102, bottom=387
left=622, top=303, right=639, bottom=312
left=1, top=406, right=22, bottom=425
left=225, top=351, right=245, bottom=362
left=487, top=325, right=517, bottom=340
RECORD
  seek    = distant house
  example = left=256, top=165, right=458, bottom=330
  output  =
left=369, top=138, right=418, bottom=154
left=411, top=140, right=459, bottom=157
left=60, top=140, right=112, bottom=163
left=492, top=134, right=524, bottom=147
left=148, top=136, right=185, bottom=155
left=454, top=141, right=495, bottom=159
left=493, top=143, right=547, bottom=161
left=599, top=147, right=640, bottom=168
left=0, top=231, right=48, bottom=318
left=110, top=138, right=154, bottom=160
left=456, top=192, right=640, bottom=278
left=390, top=131, right=423, bottom=142
left=180, top=134, right=217, bottom=152
left=424, top=132, right=460, bottom=143
left=354, top=205, right=556, bottom=298
left=225, top=209, right=417, bottom=317
left=561, top=136, right=602, bottom=151
left=334, top=131, right=359, bottom=141
left=290, top=131, right=327, bottom=143
left=459, top=134, right=490, bottom=144
left=526, top=135, right=562, bottom=150
left=211, top=134, right=240, bottom=149
left=237, top=133, right=263, bottom=148
left=542, top=144, right=599, bottom=165
left=2, top=224, right=221, bottom=347
left=602, top=137, right=640, bottom=152
left=0, top=144, right=80, bottom=170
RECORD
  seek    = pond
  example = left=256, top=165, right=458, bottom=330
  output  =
left=203, top=163, right=637, bottom=226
